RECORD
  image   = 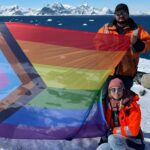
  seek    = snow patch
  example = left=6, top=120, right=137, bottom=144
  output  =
left=138, top=58, right=150, bottom=73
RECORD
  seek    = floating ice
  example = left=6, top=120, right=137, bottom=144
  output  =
left=58, top=23, right=63, bottom=26
left=47, top=19, right=53, bottom=22
left=89, top=19, right=95, bottom=22
left=82, top=23, right=88, bottom=26
left=30, top=20, right=34, bottom=23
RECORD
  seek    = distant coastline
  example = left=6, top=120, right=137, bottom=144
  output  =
left=1, top=14, right=150, bottom=17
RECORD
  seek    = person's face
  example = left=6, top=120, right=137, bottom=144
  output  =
left=115, top=10, right=129, bottom=24
left=109, top=87, right=124, bottom=100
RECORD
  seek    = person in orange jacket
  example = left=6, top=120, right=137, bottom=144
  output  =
left=96, top=3, right=150, bottom=100
left=97, top=77, right=144, bottom=150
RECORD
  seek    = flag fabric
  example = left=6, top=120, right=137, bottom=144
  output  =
left=0, top=22, right=130, bottom=139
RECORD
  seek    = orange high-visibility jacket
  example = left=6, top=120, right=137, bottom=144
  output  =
left=97, top=18, right=150, bottom=77
left=104, top=93, right=141, bottom=137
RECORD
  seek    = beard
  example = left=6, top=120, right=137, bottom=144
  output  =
left=117, top=20, right=128, bottom=25
left=116, top=19, right=128, bottom=26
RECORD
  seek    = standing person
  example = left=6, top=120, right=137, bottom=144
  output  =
left=96, top=3, right=150, bottom=99
left=97, top=77, right=144, bottom=150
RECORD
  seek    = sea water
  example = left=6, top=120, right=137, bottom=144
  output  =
left=0, top=15, right=150, bottom=58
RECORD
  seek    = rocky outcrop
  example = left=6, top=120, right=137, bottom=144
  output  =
left=133, top=71, right=146, bottom=85
left=141, top=73, right=150, bottom=89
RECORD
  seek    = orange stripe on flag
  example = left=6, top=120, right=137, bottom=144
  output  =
left=17, top=40, right=126, bottom=70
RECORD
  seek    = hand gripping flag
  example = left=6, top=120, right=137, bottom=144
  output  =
left=0, top=22, right=130, bottom=139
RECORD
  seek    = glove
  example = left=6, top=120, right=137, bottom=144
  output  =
left=130, top=39, right=145, bottom=53
left=98, top=136, right=108, bottom=145
left=98, top=128, right=112, bottom=145
left=106, top=128, right=113, bottom=137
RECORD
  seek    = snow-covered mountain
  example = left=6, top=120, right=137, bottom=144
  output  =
left=38, top=3, right=113, bottom=16
left=0, top=3, right=113, bottom=16
left=1, top=3, right=150, bottom=16
left=0, top=5, right=38, bottom=16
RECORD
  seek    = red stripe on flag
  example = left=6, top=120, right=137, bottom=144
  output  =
left=6, top=22, right=130, bottom=52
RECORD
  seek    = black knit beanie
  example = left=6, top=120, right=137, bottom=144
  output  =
left=115, top=3, right=129, bottom=14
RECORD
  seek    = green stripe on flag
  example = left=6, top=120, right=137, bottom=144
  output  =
left=28, top=87, right=100, bottom=109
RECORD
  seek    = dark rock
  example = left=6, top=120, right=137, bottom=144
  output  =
left=133, top=71, right=146, bottom=85
left=139, top=89, right=146, bottom=96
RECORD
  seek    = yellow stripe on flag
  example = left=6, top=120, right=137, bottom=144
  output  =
left=33, top=64, right=111, bottom=90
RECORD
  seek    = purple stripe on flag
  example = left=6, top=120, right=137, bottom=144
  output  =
left=0, top=102, right=108, bottom=139
left=0, top=123, right=107, bottom=139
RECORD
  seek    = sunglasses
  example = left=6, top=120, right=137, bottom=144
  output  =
left=109, top=87, right=124, bottom=94
left=115, top=11, right=128, bottom=16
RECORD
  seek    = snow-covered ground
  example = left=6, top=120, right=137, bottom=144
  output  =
left=0, top=58, right=150, bottom=150
left=138, top=58, right=150, bottom=73
left=132, top=84, right=150, bottom=150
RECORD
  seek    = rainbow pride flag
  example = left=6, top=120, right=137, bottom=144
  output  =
left=0, top=22, right=130, bottom=139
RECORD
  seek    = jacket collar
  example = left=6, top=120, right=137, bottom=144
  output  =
left=107, top=90, right=139, bottom=111
left=108, top=18, right=138, bottom=31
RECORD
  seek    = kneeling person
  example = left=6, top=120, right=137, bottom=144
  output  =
left=97, top=77, right=144, bottom=150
